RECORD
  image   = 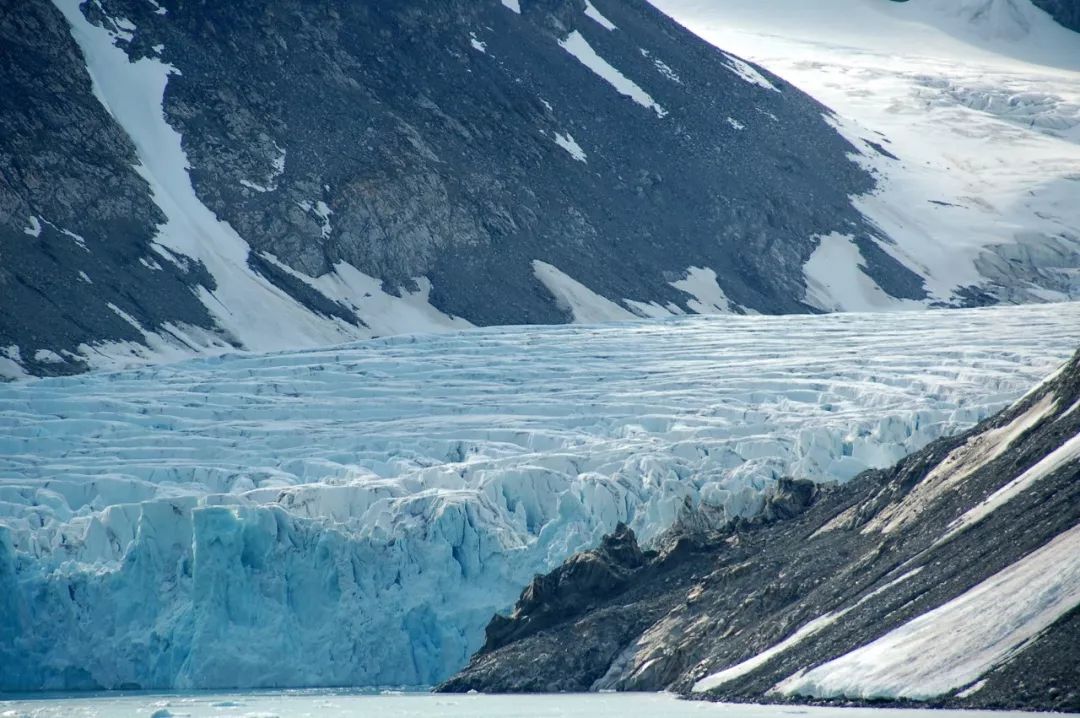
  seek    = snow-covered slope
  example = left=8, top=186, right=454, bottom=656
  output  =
left=1, top=0, right=903, bottom=379
left=2, top=303, right=1079, bottom=690
left=441, top=323, right=1080, bottom=711
left=4, top=0, right=1079, bottom=379
left=652, top=0, right=1080, bottom=309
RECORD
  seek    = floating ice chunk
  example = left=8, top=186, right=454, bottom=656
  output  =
left=470, top=34, right=487, bottom=53
left=726, top=117, right=744, bottom=130
left=559, top=31, right=667, bottom=117
left=501, top=0, right=521, bottom=13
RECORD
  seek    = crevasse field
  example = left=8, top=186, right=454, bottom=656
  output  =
left=2, top=304, right=1080, bottom=691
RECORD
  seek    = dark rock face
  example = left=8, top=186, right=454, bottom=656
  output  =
left=1032, top=0, right=1080, bottom=32
left=1, top=0, right=926, bottom=376
left=441, top=349, right=1080, bottom=712
left=0, top=0, right=220, bottom=377
left=482, top=522, right=648, bottom=653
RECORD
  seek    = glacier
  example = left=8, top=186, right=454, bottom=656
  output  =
left=2, top=303, right=1080, bottom=690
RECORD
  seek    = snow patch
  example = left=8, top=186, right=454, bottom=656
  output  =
left=650, top=56, right=681, bottom=83
left=532, top=260, right=636, bottom=323
left=722, top=53, right=779, bottom=92
left=32, top=350, right=65, bottom=364
left=0, top=347, right=30, bottom=381
left=941, top=429, right=1080, bottom=542
left=239, top=142, right=286, bottom=193
left=775, top=522, right=1080, bottom=700
left=864, top=394, right=1059, bottom=535
left=257, top=253, right=473, bottom=336
left=22, top=216, right=41, bottom=237
left=804, top=233, right=922, bottom=313
left=621, top=300, right=676, bottom=318
left=695, top=612, right=844, bottom=692
left=671, top=267, right=734, bottom=314
left=694, top=568, right=923, bottom=692
left=957, top=679, right=989, bottom=698
left=584, top=1, right=617, bottom=30
left=559, top=31, right=667, bottom=118
left=52, top=0, right=366, bottom=356
left=554, top=132, right=587, bottom=162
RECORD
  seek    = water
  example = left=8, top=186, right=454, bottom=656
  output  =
left=0, top=692, right=1053, bottom=718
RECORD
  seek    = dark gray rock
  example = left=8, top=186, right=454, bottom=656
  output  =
left=2, top=0, right=930, bottom=376
left=1032, top=0, right=1080, bottom=32
left=0, top=0, right=221, bottom=377
left=441, top=348, right=1080, bottom=712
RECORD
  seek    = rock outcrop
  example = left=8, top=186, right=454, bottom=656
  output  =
left=3, top=0, right=921, bottom=377
left=442, top=348, right=1080, bottom=712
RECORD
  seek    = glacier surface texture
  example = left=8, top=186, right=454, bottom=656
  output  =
left=2, top=304, right=1079, bottom=690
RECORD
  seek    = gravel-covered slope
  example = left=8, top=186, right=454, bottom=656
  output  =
left=441, top=344, right=1080, bottom=712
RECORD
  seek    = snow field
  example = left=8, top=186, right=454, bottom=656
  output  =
left=651, top=0, right=1080, bottom=308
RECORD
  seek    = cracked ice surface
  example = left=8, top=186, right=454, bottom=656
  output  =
left=1, top=304, right=1079, bottom=690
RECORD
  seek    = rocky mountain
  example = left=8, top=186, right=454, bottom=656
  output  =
left=440, top=346, right=1080, bottom=712
left=1032, top=0, right=1080, bottom=31
left=2, top=0, right=926, bottom=379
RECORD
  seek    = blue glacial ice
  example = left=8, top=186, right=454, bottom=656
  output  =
left=1, top=304, right=1079, bottom=690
